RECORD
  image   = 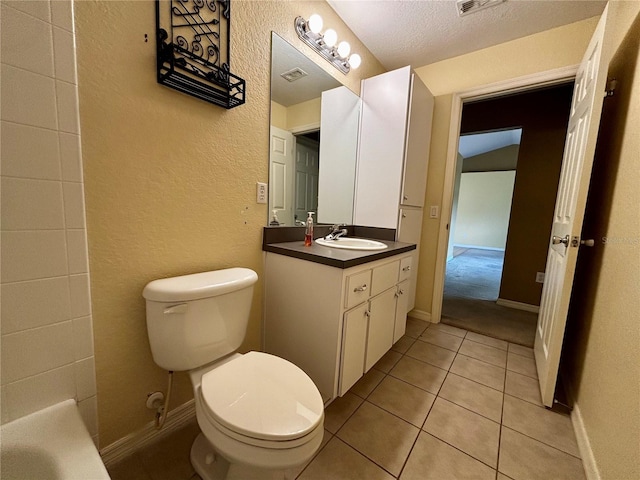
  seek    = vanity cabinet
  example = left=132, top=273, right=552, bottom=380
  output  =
left=264, top=251, right=412, bottom=403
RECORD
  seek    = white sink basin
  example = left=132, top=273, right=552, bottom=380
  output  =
left=315, top=238, right=388, bottom=251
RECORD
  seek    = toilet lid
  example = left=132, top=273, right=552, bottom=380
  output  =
left=200, top=351, right=324, bottom=442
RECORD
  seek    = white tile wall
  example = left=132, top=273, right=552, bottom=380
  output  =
left=0, top=0, right=98, bottom=442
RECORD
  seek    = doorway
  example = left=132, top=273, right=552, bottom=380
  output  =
left=438, top=83, right=575, bottom=346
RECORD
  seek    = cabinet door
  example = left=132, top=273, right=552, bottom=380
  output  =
left=401, top=74, right=434, bottom=207
left=354, top=67, right=411, bottom=228
left=365, top=288, right=397, bottom=371
left=339, top=304, right=368, bottom=396
left=394, top=280, right=410, bottom=343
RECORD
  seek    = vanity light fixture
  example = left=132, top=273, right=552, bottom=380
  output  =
left=294, top=15, right=361, bottom=75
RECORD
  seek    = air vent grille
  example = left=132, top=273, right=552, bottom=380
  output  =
left=280, top=67, right=308, bottom=83
left=457, top=0, right=506, bottom=17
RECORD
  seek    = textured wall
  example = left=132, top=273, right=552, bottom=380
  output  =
left=413, top=17, right=598, bottom=316
left=75, top=0, right=384, bottom=447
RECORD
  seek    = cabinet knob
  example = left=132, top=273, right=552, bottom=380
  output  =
left=402, top=266, right=411, bottom=272
left=402, top=213, right=407, bottom=218
left=403, top=195, right=408, bottom=201
left=354, top=284, right=368, bottom=292
left=364, top=310, right=371, bottom=317
left=399, top=289, right=404, bottom=295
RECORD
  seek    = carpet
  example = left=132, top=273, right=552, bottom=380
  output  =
left=442, top=248, right=537, bottom=347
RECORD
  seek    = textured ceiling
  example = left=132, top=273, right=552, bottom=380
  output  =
left=459, top=129, right=522, bottom=158
left=327, top=0, right=607, bottom=70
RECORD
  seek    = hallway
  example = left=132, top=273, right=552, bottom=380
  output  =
left=442, top=248, right=537, bottom=347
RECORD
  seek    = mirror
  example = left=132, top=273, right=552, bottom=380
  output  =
left=269, top=33, right=361, bottom=226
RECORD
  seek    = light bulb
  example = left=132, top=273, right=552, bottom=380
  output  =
left=308, top=14, right=323, bottom=34
left=349, top=53, right=361, bottom=69
left=323, top=29, right=337, bottom=47
left=337, top=41, right=351, bottom=58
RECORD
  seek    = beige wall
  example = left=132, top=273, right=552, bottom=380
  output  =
left=413, top=17, right=599, bottom=315
left=286, top=97, right=321, bottom=131
left=270, top=101, right=287, bottom=130
left=75, top=0, right=384, bottom=447
left=453, top=171, right=516, bottom=250
left=565, top=4, right=640, bottom=479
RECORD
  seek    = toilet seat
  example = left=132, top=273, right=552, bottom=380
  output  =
left=199, top=352, right=324, bottom=446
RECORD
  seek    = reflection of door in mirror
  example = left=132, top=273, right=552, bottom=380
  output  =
left=294, top=133, right=319, bottom=225
left=269, top=126, right=294, bottom=226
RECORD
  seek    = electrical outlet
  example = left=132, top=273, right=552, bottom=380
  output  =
left=536, top=272, right=545, bottom=283
left=256, top=182, right=267, bottom=204
left=429, top=205, right=439, bottom=219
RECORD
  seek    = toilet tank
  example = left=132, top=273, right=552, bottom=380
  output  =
left=143, top=268, right=258, bottom=371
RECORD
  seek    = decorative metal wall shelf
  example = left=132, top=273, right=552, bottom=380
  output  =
left=156, top=0, right=245, bottom=109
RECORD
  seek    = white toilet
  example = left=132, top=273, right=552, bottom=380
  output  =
left=143, top=268, right=325, bottom=480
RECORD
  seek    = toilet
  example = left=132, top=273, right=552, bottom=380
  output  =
left=143, top=268, right=324, bottom=480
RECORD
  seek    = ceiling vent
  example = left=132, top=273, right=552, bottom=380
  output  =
left=280, top=67, right=308, bottom=83
left=457, top=0, right=506, bottom=17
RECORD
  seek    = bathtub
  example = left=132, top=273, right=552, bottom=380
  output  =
left=0, top=399, right=110, bottom=479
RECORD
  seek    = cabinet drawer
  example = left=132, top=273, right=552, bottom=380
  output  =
left=345, top=270, right=372, bottom=309
left=399, top=256, right=413, bottom=282
left=371, top=260, right=400, bottom=297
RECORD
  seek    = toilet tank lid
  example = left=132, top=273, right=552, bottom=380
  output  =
left=143, top=268, right=258, bottom=302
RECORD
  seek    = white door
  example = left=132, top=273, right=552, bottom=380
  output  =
left=269, top=126, right=294, bottom=226
left=535, top=6, right=610, bottom=407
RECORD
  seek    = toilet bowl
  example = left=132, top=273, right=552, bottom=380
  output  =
left=189, top=352, right=324, bottom=478
left=143, top=269, right=325, bottom=479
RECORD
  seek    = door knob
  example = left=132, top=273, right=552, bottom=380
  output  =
left=580, top=239, right=595, bottom=247
left=552, top=235, right=569, bottom=246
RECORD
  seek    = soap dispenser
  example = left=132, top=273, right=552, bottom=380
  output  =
left=269, top=210, right=281, bottom=226
left=304, top=212, right=314, bottom=246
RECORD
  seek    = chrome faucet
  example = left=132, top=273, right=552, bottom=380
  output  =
left=325, top=224, right=348, bottom=241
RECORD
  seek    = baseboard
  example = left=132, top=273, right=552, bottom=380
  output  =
left=571, top=402, right=601, bottom=480
left=496, top=298, right=540, bottom=313
left=409, top=309, right=432, bottom=322
left=100, top=399, right=196, bottom=468
left=453, top=244, right=505, bottom=252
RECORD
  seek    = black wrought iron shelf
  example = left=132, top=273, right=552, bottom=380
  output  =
left=155, top=0, right=245, bottom=109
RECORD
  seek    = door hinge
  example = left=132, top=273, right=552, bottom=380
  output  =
left=604, top=78, right=617, bottom=97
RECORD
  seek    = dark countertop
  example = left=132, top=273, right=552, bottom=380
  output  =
left=263, top=238, right=416, bottom=269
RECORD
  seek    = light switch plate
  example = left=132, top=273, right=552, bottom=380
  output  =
left=429, top=205, right=439, bottom=219
left=256, top=182, right=267, bottom=204
left=536, top=272, right=545, bottom=283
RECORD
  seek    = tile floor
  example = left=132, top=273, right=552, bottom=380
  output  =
left=107, top=318, right=586, bottom=480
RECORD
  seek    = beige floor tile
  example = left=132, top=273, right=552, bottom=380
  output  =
left=505, top=370, right=543, bottom=406
left=406, top=340, right=456, bottom=370
left=338, top=402, right=419, bottom=477
left=389, top=356, right=447, bottom=395
left=502, top=395, right=580, bottom=457
left=350, top=368, right=386, bottom=398
left=466, top=331, right=508, bottom=351
left=429, top=322, right=468, bottom=338
left=508, top=343, right=534, bottom=358
left=499, top=427, right=586, bottom=480
left=400, top=432, right=496, bottom=480
left=368, top=375, right=435, bottom=427
left=405, top=317, right=429, bottom=338
left=298, top=437, right=394, bottom=480
left=418, top=329, right=464, bottom=352
left=438, top=373, right=503, bottom=422
left=139, top=420, right=199, bottom=480
left=507, top=351, right=538, bottom=378
left=107, top=452, right=154, bottom=480
left=423, top=398, right=500, bottom=468
left=285, top=429, right=333, bottom=479
left=450, top=354, right=506, bottom=391
left=459, top=339, right=507, bottom=368
left=391, top=335, right=416, bottom=354
left=497, top=474, right=514, bottom=480
left=324, top=392, right=363, bottom=434
left=373, top=349, right=403, bottom=373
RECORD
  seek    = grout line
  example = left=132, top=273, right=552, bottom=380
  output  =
left=501, top=425, right=583, bottom=460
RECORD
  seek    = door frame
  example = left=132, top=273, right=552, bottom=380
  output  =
left=430, top=65, right=579, bottom=323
